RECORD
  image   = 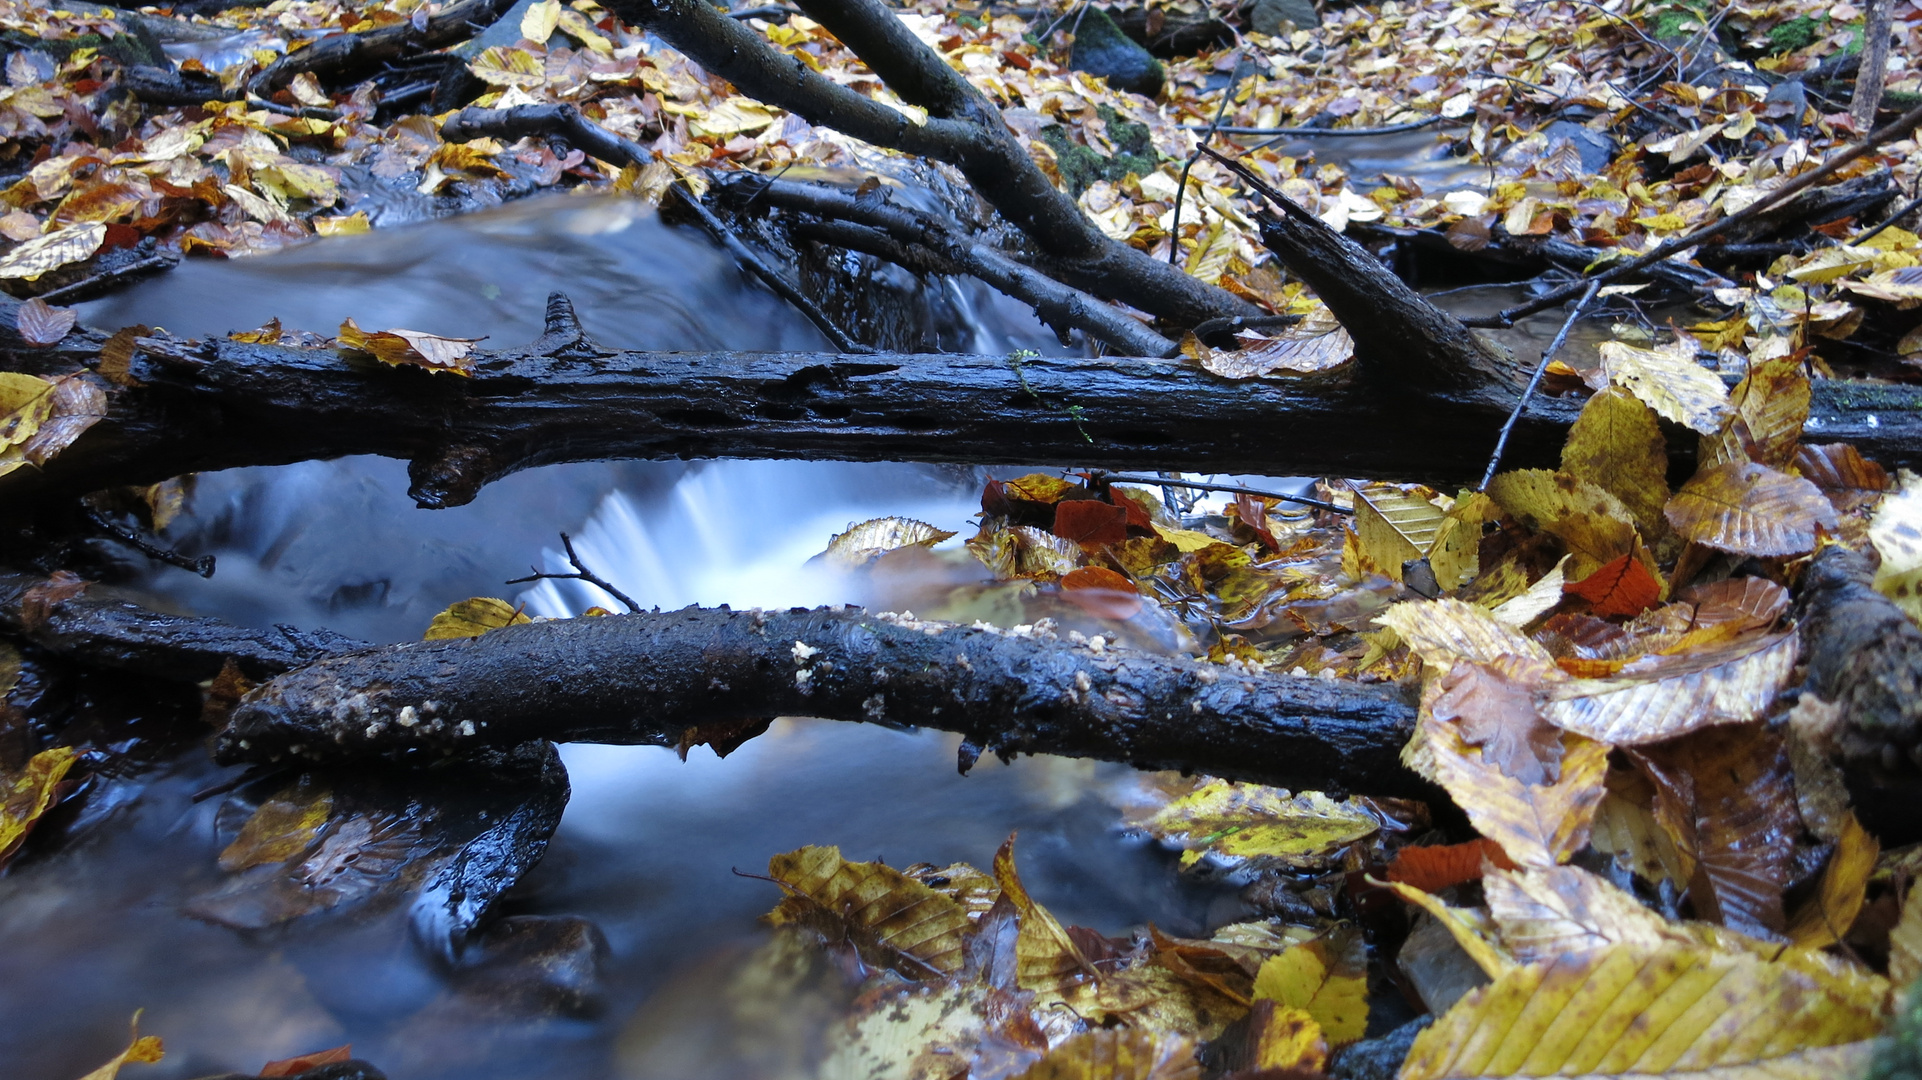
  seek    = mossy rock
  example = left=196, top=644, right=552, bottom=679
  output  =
left=1068, top=6, right=1164, bottom=98
left=1765, top=15, right=1821, bottom=55
left=1868, top=978, right=1922, bottom=1080
left=1036, top=103, right=1161, bottom=198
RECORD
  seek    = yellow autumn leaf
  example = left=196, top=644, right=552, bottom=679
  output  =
left=0, top=221, right=106, bottom=281
left=423, top=597, right=532, bottom=639
left=1385, top=879, right=1516, bottom=979
left=1425, top=716, right=1609, bottom=868
left=1596, top=338, right=1731, bottom=434
left=1482, top=864, right=1683, bottom=964
left=1888, top=879, right=1922, bottom=990
left=1009, top=1029, right=1199, bottom=1080
left=557, top=8, right=613, bottom=53
left=1250, top=931, right=1369, bottom=1045
left=690, top=97, right=778, bottom=138
left=765, top=844, right=974, bottom=979
left=1561, top=387, right=1669, bottom=540
left=1870, top=471, right=1922, bottom=626
left=315, top=212, right=371, bottom=237
left=338, top=317, right=483, bottom=375
left=0, top=370, right=55, bottom=451
left=1703, top=357, right=1810, bottom=470
left=819, top=516, right=956, bottom=569
left=521, top=0, right=561, bottom=43
left=994, top=834, right=1096, bottom=994
left=1539, top=630, right=1798, bottom=744
left=1353, top=483, right=1446, bottom=583
left=218, top=777, right=332, bottom=871
left=76, top=1011, right=164, bottom=1080
left=0, top=745, right=77, bottom=869
left=1375, top=598, right=1554, bottom=675
left=1786, top=812, right=1877, bottom=949
left=469, top=46, right=547, bottom=88
left=1485, top=469, right=1643, bottom=579
left=1664, top=462, right=1837, bottom=557
left=1247, top=1001, right=1328, bottom=1072
left=1139, top=780, right=1379, bottom=869
left=1399, top=943, right=1883, bottom=1079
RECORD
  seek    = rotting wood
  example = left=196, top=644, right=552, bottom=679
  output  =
left=6, top=294, right=1922, bottom=513
left=213, top=603, right=1429, bottom=799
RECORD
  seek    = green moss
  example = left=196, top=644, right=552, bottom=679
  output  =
left=1765, top=15, right=1820, bottom=54
left=1036, top=104, right=1161, bottom=198
left=1650, top=4, right=1706, bottom=41
left=1868, top=978, right=1922, bottom=1080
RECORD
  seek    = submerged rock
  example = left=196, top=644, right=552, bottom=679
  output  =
left=452, top=914, right=611, bottom=1016
left=1069, top=7, right=1164, bottom=98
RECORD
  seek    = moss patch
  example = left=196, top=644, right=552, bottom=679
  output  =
left=1036, top=104, right=1161, bottom=198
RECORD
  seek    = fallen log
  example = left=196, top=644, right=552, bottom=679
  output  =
left=211, top=604, right=1427, bottom=798
left=7, top=295, right=1922, bottom=515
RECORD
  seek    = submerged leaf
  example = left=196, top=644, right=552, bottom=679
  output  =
left=220, top=778, right=332, bottom=872
left=1139, top=780, right=1379, bottom=869
left=766, top=844, right=975, bottom=979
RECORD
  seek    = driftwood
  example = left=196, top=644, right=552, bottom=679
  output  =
left=248, top=0, right=518, bottom=95
left=212, top=605, right=1427, bottom=798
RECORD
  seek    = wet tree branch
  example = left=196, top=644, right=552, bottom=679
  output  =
left=248, top=0, right=521, bottom=95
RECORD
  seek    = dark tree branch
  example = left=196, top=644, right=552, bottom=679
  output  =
left=249, top=0, right=521, bottom=94
left=505, top=531, right=642, bottom=613
left=600, top=0, right=1259, bottom=327
left=213, top=604, right=1430, bottom=799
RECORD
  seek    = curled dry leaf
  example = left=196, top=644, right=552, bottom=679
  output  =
left=423, top=597, right=532, bottom=640
left=820, top=516, right=956, bottom=569
left=0, top=745, right=78, bottom=870
left=1424, top=715, right=1609, bottom=869
left=1664, top=462, right=1838, bottom=557
left=1560, top=386, right=1669, bottom=539
left=1539, top=629, right=1798, bottom=745
left=1400, top=943, right=1881, bottom=1080
left=13, top=296, right=74, bottom=345
left=1595, top=337, right=1731, bottom=434
left=337, top=317, right=483, bottom=375
left=765, top=844, right=975, bottom=979
left=1137, top=780, right=1379, bottom=870
left=0, top=221, right=106, bottom=281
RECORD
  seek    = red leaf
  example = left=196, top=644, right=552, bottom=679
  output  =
left=259, top=1045, right=352, bottom=1077
left=1234, top=494, right=1281, bottom=552
left=1052, top=500, right=1129, bottom=546
left=15, top=298, right=76, bottom=347
left=1060, top=565, right=1142, bottom=619
left=1564, top=552, right=1660, bottom=617
left=1385, top=838, right=1517, bottom=891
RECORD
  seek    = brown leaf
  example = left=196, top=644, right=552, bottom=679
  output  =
left=337, top=317, right=482, bottom=375
left=1008, top=1029, right=1199, bottom=1080
left=1424, top=715, right=1609, bottom=868
left=1664, top=461, right=1838, bottom=557
left=1706, top=356, right=1810, bottom=470
left=1430, top=659, right=1563, bottom=786
left=1060, top=565, right=1141, bottom=619
left=1631, top=724, right=1799, bottom=937
left=1679, top=576, right=1789, bottom=633
left=1539, top=628, right=1797, bottom=744
left=765, top=844, right=976, bottom=979
left=14, top=297, right=74, bottom=345
left=20, top=569, right=86, bottom=628
left=1054, top=499, right=1130, bottom=546
left=97, top=325, right=146, bottom=386
left=1386, top=838, right=1518, bottom=892
left=15, top=372, right=106, bottom=468
left=1795, top=442, right=1889, bottom=500
left=259, top=1045, right=352, bottom=1077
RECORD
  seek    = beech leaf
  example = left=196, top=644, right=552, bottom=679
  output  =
left=1540, top=629, right=1798, bottom=745
left=423, top=597, right=532, bottom=639
left=1249, top=931, right=1369, bottom=1045
left=1138, top=780, right=1379, bottom=870
left=14, top=296, right=74, bottom=345
left=0, top=745, right=77, bottom=870
left=1664, top=462, right=1837, bottom=557
left=1008, top=1029, right=1199, bottom=1080
left=766, top=844, right=976, bottom=979
left=1425, top=716, right=1609, bottom=868
left=1596, top=337, right=1731, bottom=434
left=820, top=516, right=956, bottom=568
left=1561, top=386, right=1669, bottom=539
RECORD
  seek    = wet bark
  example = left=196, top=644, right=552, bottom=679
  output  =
left=7, top=294, right=1922, bottom=514
left=213, top=604, right=1429, bottom=799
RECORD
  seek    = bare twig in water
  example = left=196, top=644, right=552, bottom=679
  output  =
left=1479, top=280, right=1602, bottom=490
left=1092, top=472, right=1352, bottom=514
left=507, top=532, right=642, bottom=612
left=85, top=508, right=215, bottom=577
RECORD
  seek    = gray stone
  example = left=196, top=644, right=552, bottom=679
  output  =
left=1069, top=6, right=1164, bottom=98
left=1251, top=0, right=1321, bottom=35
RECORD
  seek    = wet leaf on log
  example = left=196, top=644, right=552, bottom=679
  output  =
left=1631, top=724, right=1799, bottom=938
left=228, top=318, right=283, bottom=345
left=337, top=317, right=483, bottom=375
left=765, top=844, right=974, bottom=980
left=1202, top=309, right=1354, bottom=379
left=0, top=371, right=54, bottom=451
left=0, top=745, right=77, bottom=870
left=1596, top=337, right=1731, bottom=434
left=6, top=373, right=106, bottom=474
left=1250, top=928, right=1368, bottom=1045
left=424, top=597, right=531, bottom=640
left=19, top=570, right=87, bottom=628
left=1138, top=780, right=1379, bottom=870
left=1665, top=462, right=1837, bottom=557
left=1430, top=658, right=1564, bottom=786
left=1539, top=629, right=1797, bottom=744
left=14, top=297, right=73, bottom=345
left=820, top=516, right=955, bottom=569
left=1561, top=386, right=1669, bottom=539
left=1400, top=943, right=1881, bottom=1080
left=0, top=221, right=105, bottom=281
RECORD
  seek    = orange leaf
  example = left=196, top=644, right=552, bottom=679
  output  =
left=1053, top=499, right=1130, bottom=545
left=1386, top=838, right=1517, bottom=891
left=1564, top=552, right=1661, bottom=617
left=1060, top=565, right=1142, bottom=619
left=259, top=1045, right=352, bottom=1077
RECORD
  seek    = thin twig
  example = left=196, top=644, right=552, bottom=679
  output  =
left=673, top=185, right=872, bottom=353
left=1850, top=191, right=1922, bottom=247
left=1478, top=280, right=1601, bottom=490
left=86, top=508, right=215, bottom=577
left=1205, top=114, right=1447, bottom=138
left=1455, top=96, right=1922, bottom=329
left=507, top=532, right=642, bottom=612
left=1094, top=473, right=1352, bottom=514
left=1170, top=53, right=1247, bottom=266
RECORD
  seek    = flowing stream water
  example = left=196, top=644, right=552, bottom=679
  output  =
left=1, top=146, right=1582, bottom=1078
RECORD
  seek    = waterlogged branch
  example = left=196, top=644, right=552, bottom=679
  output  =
left=249, top=0, right=521, bottom=95
left=215, top=604, right=1431, bottom=798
